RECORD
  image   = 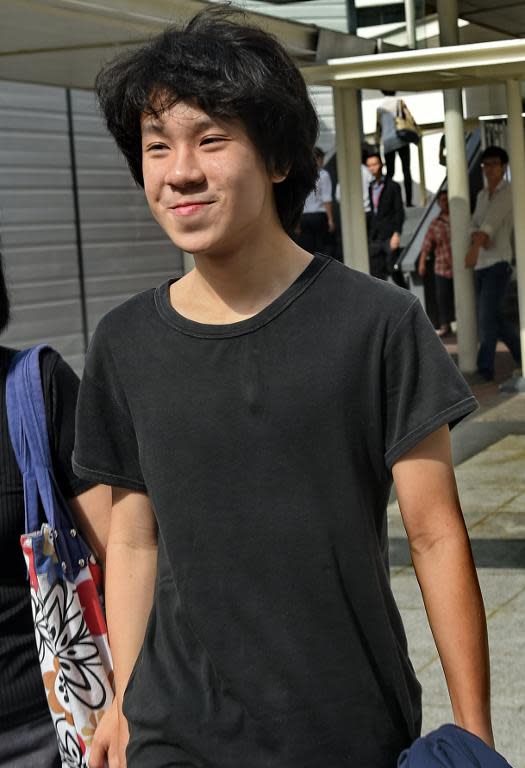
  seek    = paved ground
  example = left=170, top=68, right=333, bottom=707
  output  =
left=387, top=339, right=525, bottom=767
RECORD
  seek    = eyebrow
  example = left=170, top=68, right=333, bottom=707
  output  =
left=141, top=115, right=221, bottom=137
left=141, top=120, right=168, bottom=136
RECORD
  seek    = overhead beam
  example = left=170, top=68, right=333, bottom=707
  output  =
left=301, top=38, right=525, bottom=90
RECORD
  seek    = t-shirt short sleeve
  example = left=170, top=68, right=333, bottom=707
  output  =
left=73, top=322, right=146, bottom=492
left=41, top=350, right=94, bottom=499
left=383, top=299, right=477, bottom=470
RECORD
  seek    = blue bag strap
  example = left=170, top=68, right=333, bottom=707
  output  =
left=6, top=350, right=40, bottom=534
left=6, top=345, right=91, bottom=578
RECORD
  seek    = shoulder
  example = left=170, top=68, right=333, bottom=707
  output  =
left=90, top=286, right=158, bottom=346
left=322, top=260, right=417, bottom=329
left=384, top=177, right=401, bottom=193
left=499, top=180, right=512, bottom=199
left=84, top=286, right=160, bottom=378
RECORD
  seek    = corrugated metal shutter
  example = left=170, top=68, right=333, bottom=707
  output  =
left=0, top=81, right=86, bottom=371
left=0, top=81, right=182, bottom=374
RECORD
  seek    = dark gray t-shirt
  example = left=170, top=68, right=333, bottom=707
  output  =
left=73, top=255, right=477, bottom=768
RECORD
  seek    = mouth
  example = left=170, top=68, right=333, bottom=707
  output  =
left=170, top=201, right=214, bottom=217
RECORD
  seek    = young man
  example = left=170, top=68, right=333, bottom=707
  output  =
left=466, top=145, right=521, bottom=380
left=73, top=9, right=493, bottom=768
left=365, top=151, right=405, bottom=279
left=296, top=146, right=335, bottom=255
left=418, top=190, right=454, bottom=337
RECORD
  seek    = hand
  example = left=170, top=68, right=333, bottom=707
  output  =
left=89, top=699, right=120, bottom=768
left=418, top=255, right=426, bottom=277
left=328, top=219, right=336, bottom=234
left=465, top=246, right=478, bottom=268
left=390, top=233, right=400, bottom=251
left=117, top=712, right=130, bottom=768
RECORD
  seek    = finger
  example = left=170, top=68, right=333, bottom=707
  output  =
left=107, top=744, right=120, bottom=768
left=89, top=740, right=104, bottom=768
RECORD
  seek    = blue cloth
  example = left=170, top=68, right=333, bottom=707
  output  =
left=398, top=724, right=513, bottom=767
left=474, top=261, right=521, bottom=379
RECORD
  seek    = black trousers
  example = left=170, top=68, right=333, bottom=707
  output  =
left=368, top=239, right=399, bottom=280
left=435, top=275, right=455, bottom=326
left=385, top=144, right=413, bottom=206
left=297, top=212, right=329, bottom=255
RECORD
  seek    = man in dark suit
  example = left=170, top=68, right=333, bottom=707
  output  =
left=365, top=152, right=405, bottom=280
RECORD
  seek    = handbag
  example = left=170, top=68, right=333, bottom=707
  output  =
left=395, top=99, right=420, bottom=145
left=6, top=345, right=113, bottom=768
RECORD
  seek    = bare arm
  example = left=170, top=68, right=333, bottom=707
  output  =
left=105, top=488, right=158, bottom=767
left=323, top=200, right=336, bottom=233
left=67, top=484, right=112, bottom=566
left=466, top=231, right=489, bottom=267
left=392, top=426, right=493, bottom=746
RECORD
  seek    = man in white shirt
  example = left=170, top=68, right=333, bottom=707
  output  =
left=466, top=145, right=521, bottom=381
left=296, top=146, right=335, bottom=254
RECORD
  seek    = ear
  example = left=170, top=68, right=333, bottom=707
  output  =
left=270, top=161, right=290, bottom=184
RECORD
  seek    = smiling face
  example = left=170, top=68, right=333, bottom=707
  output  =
left=141, top=100, right=284, bottom=258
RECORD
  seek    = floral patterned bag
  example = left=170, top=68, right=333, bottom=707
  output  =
left=6, top=345, right=114, bottom=768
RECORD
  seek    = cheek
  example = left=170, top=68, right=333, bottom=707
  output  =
left=142, top=160, right=163, bottom=200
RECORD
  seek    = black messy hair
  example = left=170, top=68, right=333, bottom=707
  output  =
left=95, top=6, right=319, bottom=232
left=480, top=145, right=509, bottom=166
left=0, top=255, right=10, bottom=335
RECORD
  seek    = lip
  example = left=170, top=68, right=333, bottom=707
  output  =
left=170, top=201, right=213, bottom=217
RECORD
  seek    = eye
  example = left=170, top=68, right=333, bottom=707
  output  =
left=200, top=135, right=227, bottom=147
left=145, top=143, right=169, bottom=153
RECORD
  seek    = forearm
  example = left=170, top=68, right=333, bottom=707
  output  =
left=105, top=491, right=158, bottom=712
left=106, top=539, right=157, bottom=708
left=471, top=231, right=489, bottom=248
left=324, top=201, right=335, bottom=229
left=411, top=525, right=492, bottom=744
left=394, top=427, right=493, bottom=746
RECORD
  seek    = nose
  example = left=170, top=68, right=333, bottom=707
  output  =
left=165, top=146, right=205, bottom=188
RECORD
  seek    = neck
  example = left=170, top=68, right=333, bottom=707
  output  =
left=172, top=216, right=313, bottom=322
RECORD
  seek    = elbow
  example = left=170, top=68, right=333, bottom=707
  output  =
left=408, top=526, right=470, bottom=560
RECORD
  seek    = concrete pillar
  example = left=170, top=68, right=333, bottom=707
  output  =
left=505, top=79, right=525, bottom=379
left=438, top=0, right=478, bottom=372
left=333, top=86, right=369, bottom=272
left=404, top=0, right=417, bottom=49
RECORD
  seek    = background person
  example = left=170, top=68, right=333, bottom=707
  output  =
left=365, top=151, right=405, bottom=279
left=466, top=145, right=521, bottom=381
left=0, top=256, right=113, bottom=767
left=296, top=146, right=335, bottom=254
left=418, top=190, right=454, bottom=337
left=375, top=90, right=414, bottom=207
